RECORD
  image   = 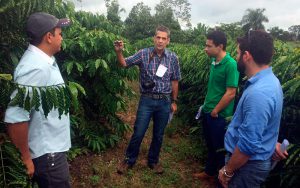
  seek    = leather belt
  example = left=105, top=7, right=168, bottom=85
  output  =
left=142, top=93, right=170, bottom=100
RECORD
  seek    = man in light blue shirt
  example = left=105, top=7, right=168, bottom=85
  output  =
left=5, top=12, right=71, bottom=187
left=218, top=30, right=283, bottom=188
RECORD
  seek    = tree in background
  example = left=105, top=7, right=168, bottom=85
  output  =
left=288, top=25, right=300, bottom=40
left=241, top=8, right=269, bottom=33
left=159, top=0, right=192, bottom=28
left=268, top=26, right=294, bottom=41
left=216, top=22, right=243, bottom=41
left=181, top=23, right=210, bottom=45
left=104, top=0, right=125, bottom=26
left=154, top=3, right=182, bottom=42
left=123, top=2, right=154, bottom=42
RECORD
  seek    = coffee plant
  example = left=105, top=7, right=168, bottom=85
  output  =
left=0, top=0, right=299, bottom=187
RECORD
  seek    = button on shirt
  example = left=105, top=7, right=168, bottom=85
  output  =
left=125, top=47, right=181, bottom=94
left=5, top=44, right=71, bottom=159
left=224, top=67, right=283, bottom=160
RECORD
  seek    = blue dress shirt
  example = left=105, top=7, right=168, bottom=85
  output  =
left=125, top=47, right=181, bottom=94
left=225, top=67, right=283, bottom=160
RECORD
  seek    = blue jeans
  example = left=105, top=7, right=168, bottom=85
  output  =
left=225, top=154, right=272, bottom=188
left=203, top=113, right=227, bottom=176
left=125, top=95, right=171, bottom=165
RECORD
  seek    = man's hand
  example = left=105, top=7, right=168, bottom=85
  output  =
left=272, top=142, right=288, bottom=161
left=23, top=158, right=35, bottom=178
left=218, top=166, right=233, bottom=188
left=171, top=102, right=177, bottom=112
left=211, top=109, right=218, bottom=118
left=114, top=40, right=124, bottom=52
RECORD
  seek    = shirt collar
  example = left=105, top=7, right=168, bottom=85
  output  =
left=28, top=44, right=56, bottom=65
left=212, top=53, right=230, bottom=66
left=151, top=47, right=169, bottom=58
left=247, top=67, right=273, bottom=85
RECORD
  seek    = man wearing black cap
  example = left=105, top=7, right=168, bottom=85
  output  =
left=4, top=12, right=72, bottom=187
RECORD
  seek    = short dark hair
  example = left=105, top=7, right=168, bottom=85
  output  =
left=155, top=25, right=170, bottom=38
left=237, top=30, right=274, bottom=65
left=29, top=28, right=56, bottom=46
left=207, top=30, right=227, bottom=50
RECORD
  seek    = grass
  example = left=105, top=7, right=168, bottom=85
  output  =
left=70, top=80, right=208, bottom=187
left=286, top=41, right=300, bottom=49
left=70, top=117, right=207, bottom=187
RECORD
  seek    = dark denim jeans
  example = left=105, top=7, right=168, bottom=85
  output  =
left=203, top=112, right=227, bottom=176
left=225, top=154, right=272, bottom=188
left=125, top=95, right=171, bottom=165
left=32, top=152, right=70, bottom=188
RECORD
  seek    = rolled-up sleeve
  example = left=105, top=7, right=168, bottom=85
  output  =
left=125, top=50, right=143, bottom=68
left=237, top=92, right=272, bottom=156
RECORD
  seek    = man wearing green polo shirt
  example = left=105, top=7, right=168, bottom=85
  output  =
left=193, top=30, right=239, bottom=185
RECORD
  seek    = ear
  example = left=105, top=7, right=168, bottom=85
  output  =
left=244, top=51, right=253, bottom=61
left=167, top=37, right=170, bottom=45
left=44, top=32, right=52, bottom=44
left=218, top=44, right=224, bottom=50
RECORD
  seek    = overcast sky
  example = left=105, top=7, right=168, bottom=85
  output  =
left=71, top=0, right=299, bottom=30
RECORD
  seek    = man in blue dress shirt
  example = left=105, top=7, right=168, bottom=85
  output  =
left=218, top=30, right=284, bottom=188
left=5, top=12, right=71, bottom=187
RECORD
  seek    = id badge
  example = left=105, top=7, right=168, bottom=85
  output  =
left=156, top=64, right=168, bottom=77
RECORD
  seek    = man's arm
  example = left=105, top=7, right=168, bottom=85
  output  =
left=218, top=146, right=250, bottom=188
left=171, top=80, right=179, bottom=112
left=114, top=41, right=126, bottom=67
left=7, top=122, right=34, bottom=177
left=225, top=146, right=250, bottom=173
left=211, top=87, right=236, bottom=117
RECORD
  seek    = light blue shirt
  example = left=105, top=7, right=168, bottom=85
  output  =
left=224, top=67, right=283, bottom=160
left=4, top=44, right=71, bottom=159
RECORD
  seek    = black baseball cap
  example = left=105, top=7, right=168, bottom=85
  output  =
left=26, top=12, right=71, bottom=39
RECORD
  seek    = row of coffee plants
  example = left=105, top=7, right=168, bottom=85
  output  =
left=172, top=41, right=300, bottom=187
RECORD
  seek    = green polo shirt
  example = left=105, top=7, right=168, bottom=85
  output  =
left=203, top=53, right=239, bottom=118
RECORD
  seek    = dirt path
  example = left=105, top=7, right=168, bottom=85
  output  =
left=69, top=82, right=212, bottom=188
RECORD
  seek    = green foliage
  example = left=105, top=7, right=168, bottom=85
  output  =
left=216, top=22, right=243, bottom=41
left=7, top=84, right=75, bottom=119
left=268, top=27, right=295, bottom=41
left=0, top=137, right=28, bottom=188
left=280, top=144, right=300, bottom=187
left=154, top=4, right=182, bottom=41
left=123, top=2, right=155, bottom=42
left=57, top=11, right=137, bottom=153
left=0, top=0, right=299, bottom=187
left=67, top=146, right=89, bottom=161
left=105, top=0, right=125, bottom=26
left=75, top=11, right=123, bottom=35
left=158, top=0, right=192, bottom=28
left=0, top=0, right=58, bottom=74
left=181, top=23, right=209, bottom=45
